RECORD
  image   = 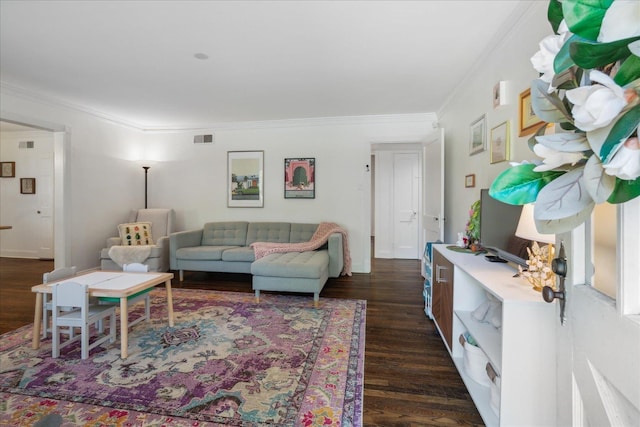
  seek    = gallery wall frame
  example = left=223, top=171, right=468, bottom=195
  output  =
left=469, top=114, right=486, bottom=155
left=518, top=88, right=545, bottom=136
left=228, top=151, right=264, bottom=208
left=490, top=121, right=510, bottom=164
left=1, top=161, right=16, bottom=177
left=20, top=177, right=36, bottom=194
left=465, top=174, right=476, bottom=188
left=284, top=157, right=315, bottom=199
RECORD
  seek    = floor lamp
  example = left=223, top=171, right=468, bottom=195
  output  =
left=142, top=166, right=150, bottom=208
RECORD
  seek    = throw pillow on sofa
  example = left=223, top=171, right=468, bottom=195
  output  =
left=118, top=222, right=154, bottom=246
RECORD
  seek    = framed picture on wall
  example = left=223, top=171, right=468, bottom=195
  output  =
left=284, top=158, right=315, bottom=199
left=490, top=121, right=510, bottom=164
left=518, top=88, right=545, bottom=136
left=228, top=151, right=264, bottom=207
left=1, top=161, right=16, bottom=177
left=20, top=177, right=36, bottom=194
left=469, top=114, right=486, bottom=155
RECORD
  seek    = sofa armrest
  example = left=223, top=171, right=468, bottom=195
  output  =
left=106, top=237, right=121, bottom=248
left=170, top=229, right=204, bottom=270
left=327, top=232, right=344, bottom=277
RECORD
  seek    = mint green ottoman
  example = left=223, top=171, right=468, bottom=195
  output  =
left=251, top=250, right=329, bottom=305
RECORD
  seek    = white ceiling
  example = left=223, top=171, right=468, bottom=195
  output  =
left=0, top=1, right=533, bottom=130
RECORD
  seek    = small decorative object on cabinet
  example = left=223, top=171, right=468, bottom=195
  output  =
left=431, top=244, right=555, bottom=427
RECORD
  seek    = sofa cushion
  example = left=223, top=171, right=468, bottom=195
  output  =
left=290, top=223, right=319, bottom=243
left=118, top=222, right=154, bottom=246
left=175, top=246, right=240, bottom=261
left=221, top=246, right=256, bottom=262
left=251, top=250, right=329, bottom=279
left=202, top=222, right=248, bottom=246
left=246, top=222, right=291, bottom=245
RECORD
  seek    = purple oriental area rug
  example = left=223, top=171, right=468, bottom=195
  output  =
left=0, top=289, right=366, bottom=426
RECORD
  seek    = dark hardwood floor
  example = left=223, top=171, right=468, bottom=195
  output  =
left=0, top=256, right=483, bottom=426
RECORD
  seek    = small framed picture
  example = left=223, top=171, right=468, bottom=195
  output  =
left=20, top=177, right=36, bottom=194
left=228, top=151, right=264, bottom=207
left=519, top=88, right=545, bottom=136
left=465, top=174, right=476, bottom=188
left=469, top=114, right=486, bottom=155
left=490, top=121, right=510, bottom=164
left=284, top=157, right=315, bottom=199
left=1, top=161, right=16, bottom=177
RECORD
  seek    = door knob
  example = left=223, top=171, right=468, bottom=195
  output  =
left=543, top=241, right=566, bottom=324
left=542, top=286, right=564, bottom=303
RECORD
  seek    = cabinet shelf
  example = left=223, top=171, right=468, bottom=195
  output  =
left=430, top=244, right=556, bottom=426
left=455, top=310, right=502, bottom=372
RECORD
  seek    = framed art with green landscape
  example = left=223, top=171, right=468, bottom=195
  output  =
left=228, top=151, right=263, bottom=208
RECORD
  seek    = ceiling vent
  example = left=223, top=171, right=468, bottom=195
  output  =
left=193, top=134, right=214, bottom=144
left=19, top=140, right=35, bottom=149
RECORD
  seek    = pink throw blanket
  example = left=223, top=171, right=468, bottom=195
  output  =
left=250, top=222, right=352, bottom=276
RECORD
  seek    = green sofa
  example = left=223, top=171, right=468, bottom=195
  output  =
left=169, top=222, right=345, bottom=302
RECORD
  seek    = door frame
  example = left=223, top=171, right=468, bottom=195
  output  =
left=371, top=142, right=423, bottom=260
left=0, top=112, right=70, bottom=268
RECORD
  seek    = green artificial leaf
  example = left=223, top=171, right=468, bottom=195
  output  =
left=562, top=0, right=613, bottom=41
left=531, top=79, right=573, bottom=124
left=534, top=167, right=596, bottom=233
left=570, top=36, right=640, bottom=69
left=614, top=54, right=640, bottom=86
left=599, top=104, right=640, bottom=163
left=534, top=203, right=595, bottom=234
left=583, top=155, right=615, bottom=203
left=489, top=164, right=564, bottom=205
left=528, top=123, right=549, bottom=151
left=553, top=35, right=585, bottom=75
left=548, top=0, right=564, bottom=33
left=608, top=177, right=640, bottom=203
left=535, top=132, right=590, bottom=152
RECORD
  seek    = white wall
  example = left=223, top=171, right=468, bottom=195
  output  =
left=438, top=2, right=550, bottom=243
left=1, top=88, right=435, bottom=272
left=144, top=116, right=435, bottom=273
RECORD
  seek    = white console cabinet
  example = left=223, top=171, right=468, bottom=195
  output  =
left=431, top=244, right=556, bottom=427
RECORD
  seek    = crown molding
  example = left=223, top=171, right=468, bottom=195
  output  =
left=1, top=81, right=143, bottom=131
left=2, top=81, right=437, bottom=133
left=437, top=1, right=541, bottom=117
left=0, top=82, right=437, bottom=134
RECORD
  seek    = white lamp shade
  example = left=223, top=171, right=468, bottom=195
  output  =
left=515, top=204, right=555, bottom=244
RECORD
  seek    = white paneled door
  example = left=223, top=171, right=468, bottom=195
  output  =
left=393, top=152, right=421, bottom=259
left=552, top=202, right=640, bottom=426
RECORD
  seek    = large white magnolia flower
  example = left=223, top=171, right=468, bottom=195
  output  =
left=598, top=0, right=640, bottom=43
left=566, top=70, right=628, bottom=131
left=530, top=21, right=571, bottom=92
left=532, top=144, right=584, bottom=172
left=603, top=136, right=640, bottom=180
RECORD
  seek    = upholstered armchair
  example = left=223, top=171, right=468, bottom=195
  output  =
left=99, top=208, right=175, bottom=272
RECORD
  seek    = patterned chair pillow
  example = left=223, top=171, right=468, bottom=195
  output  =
left=117, top=222, right=154, bottom=246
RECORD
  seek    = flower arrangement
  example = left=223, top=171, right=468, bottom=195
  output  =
left=519, top=241, right=555, bottom=291
left=465, top=199, right=481, bottom=246
left=490, top=0, right=640, bottom=234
